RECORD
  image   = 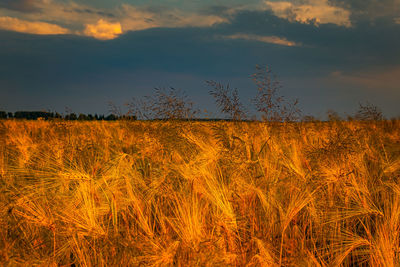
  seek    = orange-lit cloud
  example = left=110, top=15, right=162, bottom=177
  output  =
left=24, top=1, right=115, bottom=25
left=120, top=4, right=227, bottom=32
left=223, top=33, right=300, bottom=47
left=0, top=16, right=69, bottom=35
left=118, top=5, right=160, bottom=31
left=172, top=13, right=227, bottom=27
left=0, top=2, right=227, bottom=39
left=264, top=0, right=351, bottom=27
left=83, top=19, right=122, bottom=40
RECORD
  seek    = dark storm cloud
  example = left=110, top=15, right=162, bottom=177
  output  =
left=197, top=5, right=233, bottom=16
left=67, top=7, right=115, bottom=18
left=0, top=27, right=256, bottom=83
left=328, top=0, right=400, bottom=23
left=220, top=9, right=400, bottom=68
left=0, top=0, right=39, bottom=13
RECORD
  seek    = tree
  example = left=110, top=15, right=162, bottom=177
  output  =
left=65, top=113, right=77, bottom=120
left=105, top=114, right=118, bottom=120
left=0, top=111, right=6, bottom=119
left=127, top=87, right=199, bottom=120
left=13, top=111, right=52, bottom=120
left=108, top=101, right=123, bottom=118
left=207, top=81, right=246, bottom=121
left=326, top=110, right=342, bottom=121
left=355, top=102, right=384, bottom=121
left=302, top=115, right=318, bottom=122
left=251, top=65, right=300, bottom=122
left=78, top=114, right=88, bottom=120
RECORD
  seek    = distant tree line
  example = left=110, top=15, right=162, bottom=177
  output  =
left=0, top=111, right=136, bottom=121
left=0, top=103, right=387, bottom=122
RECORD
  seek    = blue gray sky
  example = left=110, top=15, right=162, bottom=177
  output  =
left=0, top=0, right=399, bottom=118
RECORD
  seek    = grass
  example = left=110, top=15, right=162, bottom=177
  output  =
left=0, top=119, right=399, bottom=266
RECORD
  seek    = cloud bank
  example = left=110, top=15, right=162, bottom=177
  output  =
left=264, top=0, right=351, bottom=26
left=83, top=19, right=122, bottom=40
left=0, top=1, right=228, bottom=39
left=222, top=33, right=300, bottom=46
left=0, top=16, right=69, bottom=35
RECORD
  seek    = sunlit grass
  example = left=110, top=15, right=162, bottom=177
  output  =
left=0, top=119, right=399, bottom=266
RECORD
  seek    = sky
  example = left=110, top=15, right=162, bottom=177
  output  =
left=0, top=0, right=399, bottom=118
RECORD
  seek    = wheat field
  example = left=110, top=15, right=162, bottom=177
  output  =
left=0, top=119, right=399, bottom=266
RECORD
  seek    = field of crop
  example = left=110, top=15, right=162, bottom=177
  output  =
left=0, top=120, right=399, bottom=266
